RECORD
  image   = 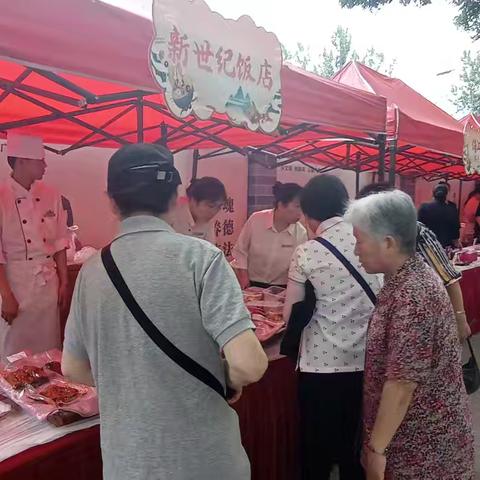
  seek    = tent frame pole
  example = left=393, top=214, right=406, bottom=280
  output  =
left=191, top=149, right=200, bottom=182
left=355, top=151, right=361, bottom=196
left=377, top=134, right=386, bottom=182
left=389, top=140, right=397, bottom=186
left=136, top=97, right=144, bottom=143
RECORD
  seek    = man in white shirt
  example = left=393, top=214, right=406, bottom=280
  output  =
left=0, top=133, right=69, bottom=360
left=171, top=177, right=226, bottom=244
left=283, top=175, right=381, bottom=480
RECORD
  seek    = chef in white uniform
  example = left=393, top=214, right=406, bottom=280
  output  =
left=0, top=133, right=69, bottom=360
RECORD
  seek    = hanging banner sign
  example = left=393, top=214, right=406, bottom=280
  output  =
left=150, top=0, right=282, bottom=133
left=463, top=115, right=480, bottom=175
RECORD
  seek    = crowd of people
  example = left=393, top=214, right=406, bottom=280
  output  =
left=0, top=137, right=476, bottom=480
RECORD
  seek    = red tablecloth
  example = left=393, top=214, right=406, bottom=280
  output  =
left=0, top=357, right=300, bottom=480
left=0, top=426, right=102, bottom=480
left=460, top=266, right=480, bottom=335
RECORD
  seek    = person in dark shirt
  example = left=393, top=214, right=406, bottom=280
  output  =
left=438, top=180, right=461, bottom=222
left=418, top=184, right=460, bottom=248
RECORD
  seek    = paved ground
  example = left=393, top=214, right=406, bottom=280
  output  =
left=329, top=336, right=480, bottom=479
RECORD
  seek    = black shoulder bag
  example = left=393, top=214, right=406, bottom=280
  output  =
left=463, top=338, right=480, bottom=395
left=280, top=237, right=377, bottom=360
left=101, top=244, right=227, bottom=400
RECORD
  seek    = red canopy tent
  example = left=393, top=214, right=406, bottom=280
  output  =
left=0, top=0, right=387, bottom=177
left=461, top=114, right=480, bottom=127
left=333, top=61, right=472, bottom=181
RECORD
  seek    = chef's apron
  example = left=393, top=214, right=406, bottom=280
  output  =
left=0, top=258, right=60, bottom=361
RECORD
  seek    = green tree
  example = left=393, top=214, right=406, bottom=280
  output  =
left=282, top=26, right=395, bottom=78
left=281, top=42, right=311, bottom=70
left=451, top=50, right=480, bottom=115
left=338, top=0, right=480, bottom=41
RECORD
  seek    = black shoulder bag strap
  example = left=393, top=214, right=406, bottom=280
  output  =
left=315, top=237, right=377, bottom=305
left=101, top=244, right=226, bottom=399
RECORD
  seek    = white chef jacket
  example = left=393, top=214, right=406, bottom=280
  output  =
left=171, top=197, right=216, bottom=244
left=0, top=176, right=69, bottom=359
left=232, top=209, right=308, bottom=286
left=0, top=177, right=69, bottom=263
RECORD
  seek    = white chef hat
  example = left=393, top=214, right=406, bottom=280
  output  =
left=7, top=133, right=44, bottom=160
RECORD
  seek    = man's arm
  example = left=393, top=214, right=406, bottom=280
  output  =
left=62, top=350, right=95, bottom=386
left=223, top=330, right=268, bottom=391
left=200, top=250, right=267, bottom=401
left=62, top=270, right=93, bottom=385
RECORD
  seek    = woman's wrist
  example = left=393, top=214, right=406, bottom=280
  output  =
left=367, top=442, right=388, bottom=457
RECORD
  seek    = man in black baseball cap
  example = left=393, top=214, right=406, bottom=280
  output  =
left=62, top=142, right=267, bottom=480
left=107, top=143, right=182, bottom=219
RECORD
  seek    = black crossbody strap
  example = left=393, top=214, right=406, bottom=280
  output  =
left=314, top=237, right=377, bottom=305
left=101, top=244, right=226, bottom=399
left=467, top=338, right=478, bottom=364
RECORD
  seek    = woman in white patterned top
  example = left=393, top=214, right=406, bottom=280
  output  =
left=283, top=175, right=381, bottom=480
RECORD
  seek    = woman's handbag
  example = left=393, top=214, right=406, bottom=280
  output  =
left=279, top=279, right=316, bottom=361
left=463, top=338, right=480, bottom=395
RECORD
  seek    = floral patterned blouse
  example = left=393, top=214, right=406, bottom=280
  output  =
left=363, top=254, right=474, bottom=480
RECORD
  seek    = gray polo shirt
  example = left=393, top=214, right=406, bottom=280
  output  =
left=64, top=215, right=254, bottom=480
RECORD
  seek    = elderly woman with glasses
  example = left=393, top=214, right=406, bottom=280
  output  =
left=345, top=190, right=474, bottom=480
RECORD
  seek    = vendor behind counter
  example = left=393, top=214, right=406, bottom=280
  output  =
left=231, top=182, right=307, bottom=289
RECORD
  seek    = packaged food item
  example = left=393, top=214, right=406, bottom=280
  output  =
left=242, top=286, right=264, bottom=303
left=0, top=350, right=98, bottom=427
left=3, top=366, right=48, bottom=390
left=245, top=300, right=284, bottom=323
left=0, top=399, right=12, bottom=420
left=47, top=410, right=84, bottom=427
left=263, top=286, right=286, bottom=303
left=252, top=317, right=285, bottom=343
left=33, top=382, right=84, bottom=406
left=44, top=361, right=62, bottom=375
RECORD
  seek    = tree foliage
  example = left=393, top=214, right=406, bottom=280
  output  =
left=282, top=26, right=396, bottom=79
left=338, top=0, right=480, bottom=40
left=451, top=50, right=480, bottom=115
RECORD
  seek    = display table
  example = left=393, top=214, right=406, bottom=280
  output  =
left=458, top=264, right=480, bottom=335
left=0, top=355, right=299, bottom=480
left=5, top=262, right=477, bottom=480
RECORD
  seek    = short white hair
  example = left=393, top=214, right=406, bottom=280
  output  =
left=344, top=189, right=417, bottom=254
